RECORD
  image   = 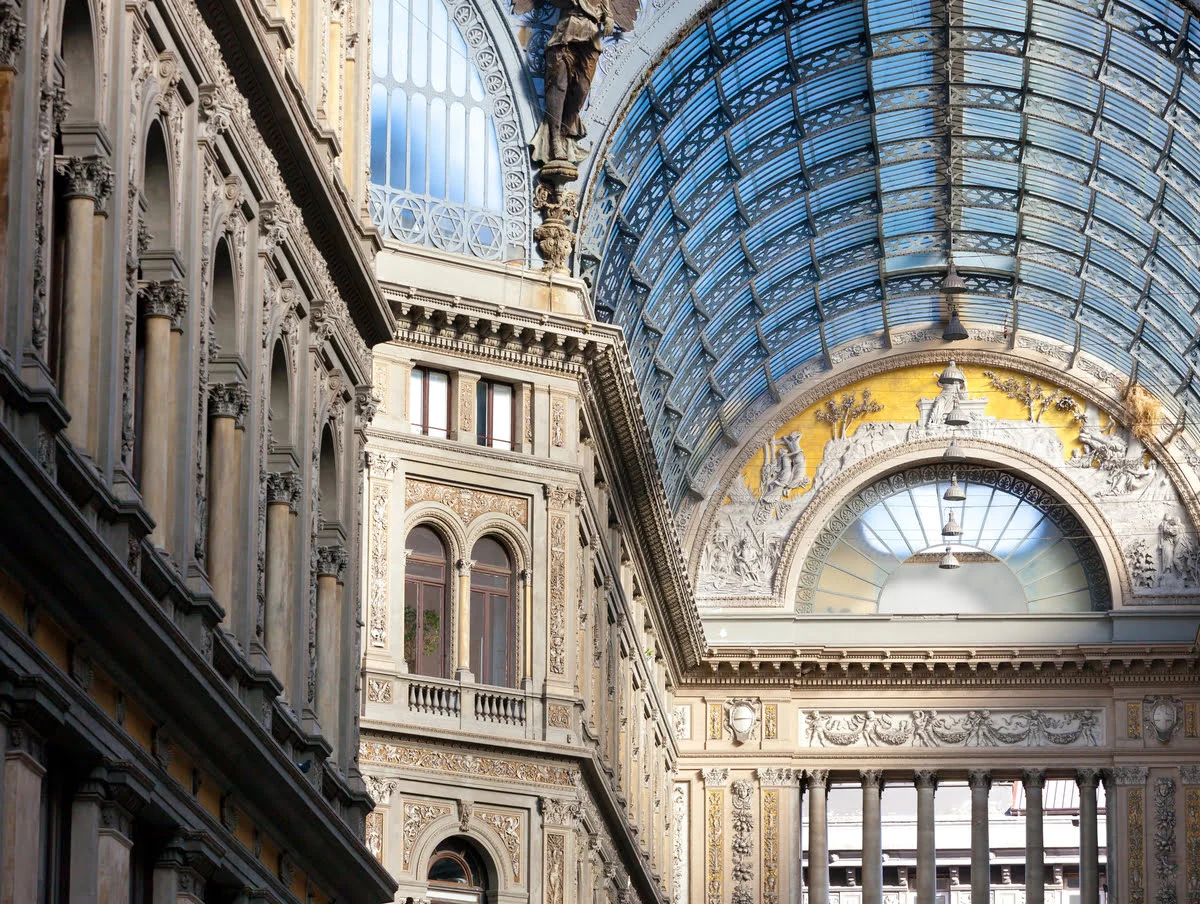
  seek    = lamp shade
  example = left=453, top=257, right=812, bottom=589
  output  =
left=943, top=262, right=967, bottom=294
left=943, top=440, right=966, bottom=460
left=939, top=547, right=961, bottom=569
left=937, top=359, right=966, bottom=387
left=943, top=474, right=967, bottom=501
left=945, top=402, right=970, bottom=427
left=943, top=307, right=970, bottom=341
left=942, top=509, right=962, bottom=537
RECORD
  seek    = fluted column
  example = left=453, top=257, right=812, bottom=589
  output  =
left=455, top=558, right=474, bottom=681
left=137, top=281, right=186, bottom=544
left=54, top=155, right=112, bottom=447
left=206, top=383, right=248, bottom=619
left=315, top=544, right=348, bottom=761
left=2, top=723, right=44, bottom=904
left=969, top=770, right=991, bottom=904
left=861, top=770, right=884, bottom=904
left=265, top=471, right=301, bottom=696
left=807, top=769, right=829, bottom=904
left=1025, top=769, right=1046, bottom=904
left=1078, top=769, right=1100, bottom=904
left=915, top=770, right=938, bottom=904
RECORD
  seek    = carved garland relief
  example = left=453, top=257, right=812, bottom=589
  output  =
left=369, top=482, right=390, bottom=648
left=406, top=478, right=529, bottom=527
left=730, top=780, right=755, bottom=904
left=764, top=704, right=778, bottom=740
left=708, top=704, right=723, bottom=740
left=1132, top=787, right=1146, bottom=904
left=762, top=788, right=780, bottom=904
left=1184, top=776, right=1200, bottom=904
left=1155, top=778, right=1179, bottom=904
left=802, top=708, right=1103, bottom=748
left=706, top=788, right=723, bottom=904
left=673, top=784, right=689, bottom=904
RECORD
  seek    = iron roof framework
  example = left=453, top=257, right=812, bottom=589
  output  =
left=584, top=0, right=1200, bottom=508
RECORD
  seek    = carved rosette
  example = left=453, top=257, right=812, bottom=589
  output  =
left=55, top=155, right=114, bottom=202
left=208, top=382, right=249, bottom=427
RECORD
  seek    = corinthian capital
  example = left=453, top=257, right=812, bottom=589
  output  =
left=265, top=471, right=302, bottom=509
left=315, top=545, right=348, bottom=579
left=55, top=155, right=114, bottom=203
left=0, top=0, right=27, bottom=71
left=208, top=382, right=249, bottom=427
left=139, top=280, right=187, bottom=322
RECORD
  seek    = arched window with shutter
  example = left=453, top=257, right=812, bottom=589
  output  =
left=405, top=525, right=451, bottom=677
left=469, top=536, right=514, bottom=688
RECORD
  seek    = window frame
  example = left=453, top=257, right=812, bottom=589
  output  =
left=410, top=365, right=451, bottom=438
left=404, top=525, right=452, bottom=678
left=475, top=379, right=515, bottom=450
left=469, top=538, right=515, bottom=688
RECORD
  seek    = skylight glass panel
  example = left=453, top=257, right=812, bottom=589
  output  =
left=874, top=108, right=936, bottom=142
left=1029, top=62, right=1103, bottom=110
left=963, top=50, right=1024, bottom=87
left=792, top=7, right=866, bottom=54
left=867, top=0, right=933, bottom=32
left=825, top=303, right=885, bottom=347
left=964, top=0, right=1030, bottom=29
left=1031, top=0, right=1106, bottom=49
left=962, top=158, right=1020, bottom=189
left=882, top=207, right=937, bottom=236
left=885, top=294, right=941, bottom=325
left=962, top=106, right=1022, bottom=139
left=1018, top=302, right=1074, bottom=342
left=871, top=52, right=936, bottom=90
left=879, top=159, right=937, bottom=192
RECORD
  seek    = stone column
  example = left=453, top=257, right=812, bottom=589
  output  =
left=151, top=843, right=205, bottom=904
left=521, top=568, right=534, bottom=686
left=265, top=471, right=301, bottom=697
left=315, top=544, right=348, bottom=761
left=70, top=775, right=136, bottom=904
left=206, top=382, right=248, bottom=621
left=2, top=723, right=44, bottom=904
left=98, top=796, right=135, bottom=904
left=455, top=558, right=474, bottom=681
left=808, top=769, right=829, bottom=904
left=137, top=281, right=186, bottom=545
left=915, top=770, right=938, bottom=904
left=861, top=770, right=884, bottom=904
left=1025, top=769, right=1046, bottom=904
left=54, top=156, right=112, bottom=447
left=969, top=770, right=991, bottom=904
left=1078, top=769, right=1100, bottom=904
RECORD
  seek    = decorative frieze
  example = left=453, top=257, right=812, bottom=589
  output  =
left=802, top=708, right=1103, bottom=747
left=405, top=478, right=529, bottom=526
left=401, top=801, right=452, bottom=868
left=359, top=739, right=578, bottom=788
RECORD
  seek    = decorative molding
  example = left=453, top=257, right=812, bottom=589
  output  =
left=764, top=703, right=778, bottom=740
left=475, top=808, right=522, bottom=881
left=1155, top=778, right=1179, bottom=904
left=1132, top=787, right=1146, bottom=904
left=762, top=787, right=780, bottom=904
left=702, top=768, right=729, bottom=788
left=548, top=512, right=567, bottom=675
left=673, top=783, right=689, bottom=904
left=363, top=775, right=399, bottom=806
left=706, top=787, right=723, bottom=904
left=731, top=779, right=754, bottom=904
left=368, top=482, right=389, bottom=648
left=401, top=801, right=453, bottom=869
left=802, top=708, right=1103, bottom=747
left=547, top=704, right=570, bottom=728
left=671, top=704, right=691, bottom=740
left=1114, top=767, right=1151, bottom=787
left=359, top=739, right=578, bottom=788
left=405, top=478, right=529, bottom=526
left=1144, top=696, right=1184, bottom=744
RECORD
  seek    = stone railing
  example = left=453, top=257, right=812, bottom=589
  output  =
left=407, top=678, right=461, bottom=717
left=367, top=672, right=538, bottom=739
left=473, top=688, right=526, bottom=725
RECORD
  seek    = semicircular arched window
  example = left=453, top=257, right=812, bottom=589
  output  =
left=799, top=466, right=1110, bottom=615
left=369, top=0, right=524, bottom=261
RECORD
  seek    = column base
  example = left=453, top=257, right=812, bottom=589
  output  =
left=455, top=668, right=475, bottom=684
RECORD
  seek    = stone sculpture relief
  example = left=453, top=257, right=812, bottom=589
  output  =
left=730, top=779, right=755, bottom=904
left=695, top=363, right=1198, bottom=606
left=1144, top=696, right=1184, bottom=744
left=1155, top=777, right=1178, bottom=904
left=801, top=708, right=1103, bottom=748
left=672, top=784, right=689, bottom=904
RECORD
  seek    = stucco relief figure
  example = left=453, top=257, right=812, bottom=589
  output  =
left=1159, top=511, right=1182, bottom=581
left=759, top=431, right=809, bottom=497
left=517, top=0, right=639, bottom=165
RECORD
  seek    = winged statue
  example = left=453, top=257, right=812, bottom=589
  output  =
left=514, top=0, right=639, bottom=165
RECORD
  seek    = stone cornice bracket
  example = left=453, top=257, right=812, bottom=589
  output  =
left=914, top=769, right=938, bottom=790
left=702, top=767, right=729, bottom=788
left=265, top=471, right=302, bottom=511
left=315, top=544, right=348, bottom=580
left=55, top=155, right=114, bottom=203
left=0, top=0, right=27, bottom=72
left=138, top=280, right=187, bottom=322
left=196, top=84, right=232, bottom=141
left=1111, top=766, right=1150, bottom=786
left=967, top=769, right=991, bottom=790
left=257, top=200, right=290, bottom=256
left=1023, top=768, right=1046, bottom=789
left=354, top=384, right=378, bottom=432
left=207, top=382, right=250, bottom=428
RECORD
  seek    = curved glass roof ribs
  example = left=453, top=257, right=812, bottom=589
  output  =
left=584, top=0, right=1200, bottom=507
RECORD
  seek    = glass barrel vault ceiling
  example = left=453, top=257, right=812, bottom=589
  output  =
left=587, top=0, right=1200, bottom=508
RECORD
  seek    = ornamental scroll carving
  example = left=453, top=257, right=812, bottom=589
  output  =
left=406, top=479, right=529, bottom=526
left=673, top=784, right=689, bottom=904
left=762, top=788, right=780, bottom=904
left=706, top=787, right=723, bottom=904
left=401, top=801, right=453, bottom=868
left=1156, top=778, right=1179, bottom=904
left=476, top=809, right=522, bottom=881
left=359, top=739, right=578, bottom=788
left=802, top=708, right=1103, bottom=747
left=548, top=512, right=567, bottom=675
left=365, top=811, right=384, bottom=860
left=368, top=483, right=390, bottom=648
left=1132, top=787, right=1147, bottom=904
left=730, top=780, right=755, bottom=904
left=1184, top=777, right=1199, bottom=904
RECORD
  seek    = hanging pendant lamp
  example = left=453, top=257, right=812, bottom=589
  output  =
left=943, top=439, right=966, bottom=461
left=937, top=359, right=966, bottom=387
left=939, top=547, right=961, bottom=569
left=945, top=400, right=970, bottom=427
left=942, top=509, right=962, bottom=537
left=943, top=305, right=970, bottom=341
left=943, top=474, right=966, bottom=501
left=943, top=261, right=967, bottom=294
